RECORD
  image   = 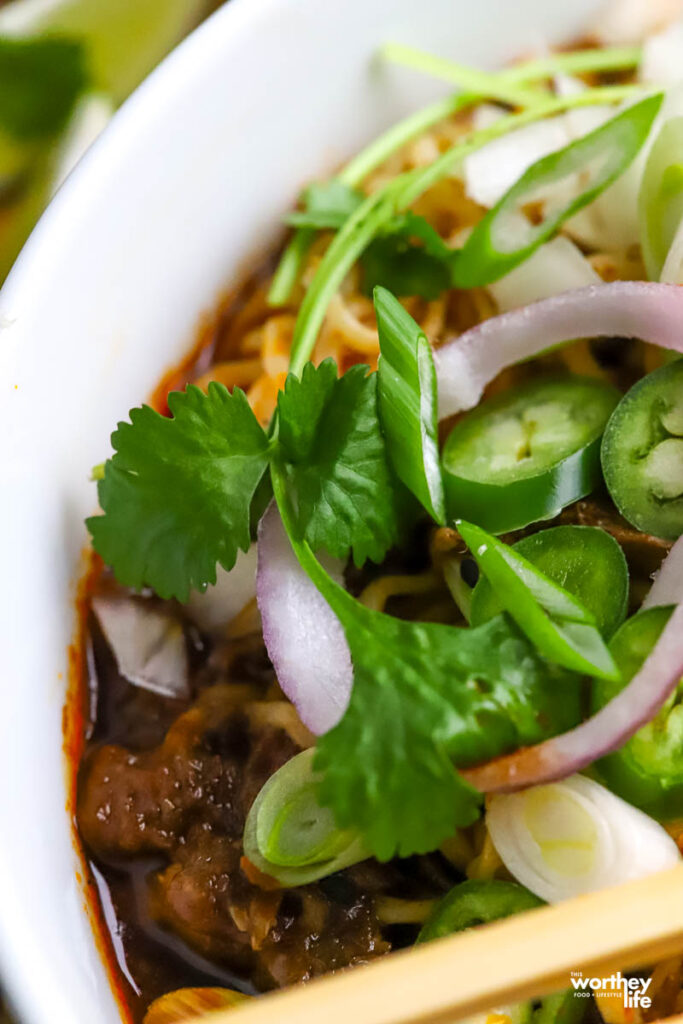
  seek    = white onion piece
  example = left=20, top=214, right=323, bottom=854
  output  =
left=186, top=546, right=257, bottom=633
left=435, top=281, right=683, bottom=418
left=256, top=502, right=352, bottom=735
left=488, top=236, right=601, bottom=313
left=565, top=85, right=683, bottom=251
left=463, top=116, right=570, bottom=208
left=92, top=594, right=189, bottom=699
left=462, top=604, right=683, bottom=793
left=661, top=213, right=683, bottom=282
left=642, top=536, right=683, bottom=608
left=487, top=775, right=680, bottom=903
left=641, top=19, right=683, bottom=84
left=594, top=0, right=683, bottom=45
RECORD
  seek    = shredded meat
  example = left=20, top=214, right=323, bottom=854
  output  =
left=78, top=684, right=389, bottom=989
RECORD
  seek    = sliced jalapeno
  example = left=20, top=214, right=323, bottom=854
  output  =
left=470, top=525, right=629, bottom=640
left=601, top=359, right=683, bottom=540
left=592, top=605, right=683, bottom=818
left=418, top=880, right=584, bottom=1024
left=442, top=376, right=620, bottom=534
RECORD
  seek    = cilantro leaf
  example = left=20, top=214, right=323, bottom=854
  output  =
left=269, top=484, right=582, bottom=861
left=316, top=594, right=581, bottom=860
left=375, top=286, right=446, bottom=523
left=0, top=37, right=88, bottom=141
left=87, top=384, right=270, bottom=602
left=286, top=180, right=364, bottom=230
left=277, top=361, right=407, bottom=566
left=360, top=211, right=458, bottom=299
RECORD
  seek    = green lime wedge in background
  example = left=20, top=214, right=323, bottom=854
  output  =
left=0, top=0, right=209, bottom=101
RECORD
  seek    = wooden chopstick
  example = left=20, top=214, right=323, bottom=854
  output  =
left=196, top=863, right=683, bottom=1024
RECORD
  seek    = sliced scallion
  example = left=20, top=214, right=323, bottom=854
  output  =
left=454, top=92, right=663, bottom=288
left=243, top=749, right=368, bottom=885
left=374, top=286, right=446, bottom=523
left=639, top=116, right=683, bottom=280
left=287, top=83, right=643, bottom=374
left=456, top=519, right=621, bottom=682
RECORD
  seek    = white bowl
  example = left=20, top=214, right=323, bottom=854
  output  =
left=0, top=0, right=607, bottom=1021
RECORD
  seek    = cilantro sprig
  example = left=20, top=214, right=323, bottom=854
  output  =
left=87, top=384, right=271, bottom=602
left=270, top=466, right=582, bottom=860
left=88, top=289, right=618, bottom=860
left=87, top=362, right=408, bottom=598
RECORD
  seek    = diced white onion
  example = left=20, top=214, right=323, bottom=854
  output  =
left=186, top=546, right=258, bottom=633
left=594, top=0, right=683, bottom=46
left=487, top=774, right=680, bottom=903
left=641, top=19, right=683, bottom=84
left=488, top=235, right=601, bottom=312
left=463, top=116, right=570, bottom=208
left=92, top=594, right=190, bottom=699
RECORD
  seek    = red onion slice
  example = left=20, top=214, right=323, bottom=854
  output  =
left=256, top=502, right=352, bottom=735
left=462, top=603, right=683, bottom=793
left=434, top=282, right=683, bottom=418
left=643, top=536, right=683, bottom=609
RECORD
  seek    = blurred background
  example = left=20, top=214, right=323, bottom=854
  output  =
left=0, top=0, right=225, bottom=287
left=0, top=1, right=225, bottom=1018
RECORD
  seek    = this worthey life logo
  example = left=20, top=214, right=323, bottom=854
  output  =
left=570, top=971, right=652, bottom=1009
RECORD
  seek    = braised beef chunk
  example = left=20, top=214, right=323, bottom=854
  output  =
left=78, top=676, right=391, bottom=1007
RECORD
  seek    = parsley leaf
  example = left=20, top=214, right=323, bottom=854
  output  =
left=87, top=384, right=270, bottom=602
left=286, top=180, right=364, bottom=230
left=360, top=212, right=458, bottom=299
left=0, top=37, right=88, bottom=140
left=277, top=361, right=407, bottom=566
left=375, top=286, right=446, bottom=523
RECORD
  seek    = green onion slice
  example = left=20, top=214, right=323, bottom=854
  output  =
left=243, top=749, right=368, bottom=885
left=456, top=519, right=621, bottom=681
left=639, top=116, right=683, bottom=280
left=374, top=286, right=446, bottom=522
left=455, top=92, right=663, bottom=288
left=470, top=525, right=629, bottom=641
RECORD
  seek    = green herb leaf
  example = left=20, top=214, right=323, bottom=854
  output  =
left=455, top=92, right=664, bottom=288
left=0, top=36, right=88, bottom=140
left=639, top=116, right=683, bottom=280
left=374, top=286, right=446, bottom=522
left=316, top=602, right=581, bottom=860
left=286, top=180, right=364, bottom=230
left=360, top=213, right=457, bottom=299
left=361, top=234, right=451, bottom=298
left=456, top=519, right=621, bottom=681
left=87, top=384, right=271, bottom=602
left=271, top=477, right=582, bottom=861
left=288, top=86, right=642, bottom=374
left=277, top=360, right=407, bottom=566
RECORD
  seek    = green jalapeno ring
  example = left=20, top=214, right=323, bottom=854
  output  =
left=418, top=880, right=585, bottom=1024
left=593, top=605, right=683, bottom=819
left=442, top=376, right=620, bottom=534
left=601, top=359, right=683, bottom=541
